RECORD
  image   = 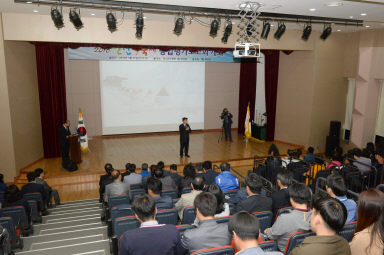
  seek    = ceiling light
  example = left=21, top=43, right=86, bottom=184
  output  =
left=337, top=29, right=341, bottom=32
left=326, top=2, right=343, bottom=7
left=309, top=8, right=316, bottom=12
left=320, top=26, right=332, bottom=40
left=209, top=18, right=219, bottom=37
left=173, top=17, right=184, bottom=35
left=302, top=25, right=312, bottom=41
left=106, top=12, right=117, bottom=32
left=261, top=21, right=271, bottom=39
left=349, top=16, right=354, bottom=19
left=136, top=10, right=144, bottom=38
left=51, top=8, right=64, bottom=29
left=221, top=21, right=232, bottom=43
left=26, top=1, right=32, bottom=3
left=69, top=9, right=83, bottom=30
left=274, top=23, right=286, bottom=39
left=365, top=25, right=371, bottom=28
left=33, top=9, right=38, bottom=13
left=91, top=13, right=95, bottom=16
left=360, top=13, right=367, bottom=16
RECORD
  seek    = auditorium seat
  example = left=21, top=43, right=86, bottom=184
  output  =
left=108, top=195, right=131, bottom=210
left=162, top=189, right=178, bottom=199
left=252, top=211, right=273, bottom=232
left=108, top=205, right=134, bottom=237
left=259, top=240, right=279, bottom=252
left=173, top=198, right=179, bottom=205
left=284, top=231, right=315, bottom=255
left=176, top=224, right=195, bottom=234
left=182, top=187, right=192, bottom=194
left=130, top=189, right=145, bottom=201
left=0, top=217, right=23, bottom=250
left=228, top=203, right=235, bottom=215
left=156, top=209, right=178, bottom=225
left=0, top=206, right=33, bottom=236
left=215, top=215, right=232, bottom=224
left=182, top=206, right=196, bottom=224
left=27, top=200, right=42, bottom=223
left=112, top=216, right=139, bottom=238
left=337, top=221, right=357, bottom=242
left=191, top=245, right=235, bottom=255
left=223, top=189, right=239, bottom=201
left=275, top=206, right=293, bottom=222
left=23, top=193, right=44, bottom=211
left=129, top=183, right=143, bottom=190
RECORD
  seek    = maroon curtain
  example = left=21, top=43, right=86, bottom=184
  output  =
left=35, top=44, right=67, bottom=158
left=238, top=59, right=257, bottom=134
left=263, top=50, right=280, bottom=141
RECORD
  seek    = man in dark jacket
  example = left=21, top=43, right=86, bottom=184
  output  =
left=179, top=117, right=191, bottom=158
left=220, top=108, right=233, bottom=142
left=99, top=163, right=114, bottom=202
left=58, top=120, right=71, bottom=162
left=202, top=161, right=218, bottom=185
left=21, top=172, right=47, bottom=214
left=35, top=168, right=61, bottom=206
left=271, top=170, right=292, bottom=216
left=147, top=178, right=173, bottom=210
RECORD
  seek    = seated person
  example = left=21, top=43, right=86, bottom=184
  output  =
left=202, top=161, right=218, bottom=185
left=119, top=194, right=186, bottom=255
left=121, top=163, right=131, bottom=182
left=104, top=170, right=130, bottom=202
left=169, top=164, right=183, bottom=192
left=195, top=163, right=204, bottom=178
left=155, top=168, right=177, bottom=190
left=35, top=168, right=61, bottom=206
left=180, top=163, right=196, bottom=190
left=99, top=163, right=113, bottom=201
left=123, top=164, right=142, bottom=186
left=325, top=174, right=356, bottom=223
left=291, top=197, right=350, bottom=255
left=21, top=172, right=47, bottom=212
left=147, top=178, right=173, bottom=210
left=235, top=173, right=272, bottom=213
left=140, top=163, right=151, bottom=179
left=229, top=187, right=248, bottom=205
left=271, top=170, right=292, bottom=216
left=0, top=174, right=7, bottom=192
left=374, top=151, right=384, bottom=185
left=175, top=176, right=205, bottom=219
left=214, top=162, right=239, bottom=192
left=157, top=161, right=170, bottom=176
left=3, top=185, right=31, bottom=224
left=229, top=211, right=283, bottom=255
left=182, top=192, right=231, bottom=253
left=304, top=147, right=315, bottom=164
left=265, top=183, right=312, bottom=252
left=352, top=148, right=372, bottom=174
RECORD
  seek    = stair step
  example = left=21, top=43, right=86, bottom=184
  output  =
left=16, top=239, right=110, bottom=255
left=51, top=203, right=101, bottom=213
left=30, top=234, right=104, bottom=250
left=46, top=208, right=102, bottom=217
left=44, top=214, right=101, bottom=224
left=35, top=217, right=101, bottom=233
left=39, top=222, right=104, bottom=235
left=74, top=251, right=106, bottom=255
left=60, top=199, right=99, bottom=206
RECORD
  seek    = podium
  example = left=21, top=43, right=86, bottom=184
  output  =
left=251, top=123, right=266, bottom=141
left=68, top=134, right=81, bottom=164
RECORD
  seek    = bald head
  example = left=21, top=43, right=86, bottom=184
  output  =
left=111, top=170, right=120, bottom=181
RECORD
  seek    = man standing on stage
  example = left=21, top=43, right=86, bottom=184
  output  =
left=221, top=108, right=233, bottom=142
left=179, top=117, right=191, bottom=158
left=58, top=120, right=71, bottom=163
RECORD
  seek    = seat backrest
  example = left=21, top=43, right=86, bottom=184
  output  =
left=275, top=207, right=293, bottom=222
left=156, top=209, right=178, bottom=225
left=0, top=206, right=28, bottom=228
left=110, top=205, right=134, bottom=222
left=113, top=216, right=140, bottom=238
left=191, top=245, right=235, bottom=255
left=337, top=221, right=357, bottom=242
left=0, top=191, right=4, bottom=204
left=130, top=189, right=145, bottom=201
left=215, top=216, right=232, bottom=224
left=223, top=189, right=239, bottom=200
left=259, top=240, right=279, bottom=252
left=284, top=231, right=315, bottom=255
left=172, top=198, right=179, bottom=206
left=228, top=203, right=235, bottom=215
left=176, top=224, right=195, bottom=234
left=27, top=200, right=39, bottom=222
left=108, top=195, right=131, bottom=209
left=182, top=188, right=192, bottom=194
left=0, top=217, right=17, bottom=243
left=130, top=183, right=143, bottom=190
left=162, top=189, right=178, bottom=199
left=252, top=211, right=273, bottom=232
left=182, top=206, right=196, bottom=224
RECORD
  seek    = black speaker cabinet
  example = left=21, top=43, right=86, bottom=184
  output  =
left=325, top=135, right=340, bottom=157
left=329, top=121, right=341, bottom=137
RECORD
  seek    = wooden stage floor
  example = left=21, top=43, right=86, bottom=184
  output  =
left=17, top=131, right=301, bottom=202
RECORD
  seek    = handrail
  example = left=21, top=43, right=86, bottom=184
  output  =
left=315, top=176, right=359, bottom=202
left=346, top=157, right=378, bottom=188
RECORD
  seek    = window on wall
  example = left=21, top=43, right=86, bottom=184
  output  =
left=343, top=78, right=355, bottom=141
left=375, top=80, right=384, bottom=143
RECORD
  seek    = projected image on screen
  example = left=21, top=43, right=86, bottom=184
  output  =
left=100, top=61, right=205, bottom=135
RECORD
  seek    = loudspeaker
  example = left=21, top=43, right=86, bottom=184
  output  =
left=329, top=121, right=341, bottom=137
left=62, top=159, right=78, bottom=172
left=325, top=135, right=340, bottom=157
left=344, top=129, right=350, bottom=141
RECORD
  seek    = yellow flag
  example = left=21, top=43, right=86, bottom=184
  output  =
left=244, top=104, right=251, bottom=139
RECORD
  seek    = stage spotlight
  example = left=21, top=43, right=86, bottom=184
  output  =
left=50, top=8, right=64, bottom=29
left=173, top=17, right=184, bottom=35
left=69, top=9, right=83, bottom=30
left=320, top=25, right=332, bottom=40
left=261, top=21, right=271, bottom=39
left=274, top=23, right=286, bottom=39
left=209, top=18, right=219, bottom=37
left=136, top=10, right=144, bottom=38
left=221, top=21, right=232, bottom=43
left=106, top=12, right=117, bottom=32
left=302, top=24, right=312, bottom=40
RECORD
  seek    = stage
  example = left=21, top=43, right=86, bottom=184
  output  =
left=16, top=131, right=302, bottom=202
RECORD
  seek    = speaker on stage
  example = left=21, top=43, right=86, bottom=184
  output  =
left=329, top=121, right=341, bottom=137
left=325, top=135, right=340, bottom=157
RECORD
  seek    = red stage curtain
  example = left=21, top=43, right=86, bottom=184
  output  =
left=263, top=50, right=280, bottom=141
left=238, top=59, right=257, bottom=134
left=35, top=44, right=67, bottom=158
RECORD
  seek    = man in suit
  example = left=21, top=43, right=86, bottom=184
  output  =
left=235, top=173, right=272, bottom=213
left=179, top=117, right=191, bottom=158
left=175, top=176, right=205, bottom=219
left=58, top=120, right=71, bottom=162
left=202, top=161, right=218, bottom=185
left=104, top=170, right=130, bottom=202
left=123, top=163, right=142, bottom=186
left=99, top=163, right=113, bottom=202
left=34, top=168, right=61, bottom=207
left=181, top=192, right=231, bottom=253
left=21, top=172, right=48, bottom=214
left=220, top=108, right=233, bottom=142
left=119, top=194, right=187, bottom=255
left=271, top=170, right=292, bottom=216
left=147, top=178, right=173, bottom=210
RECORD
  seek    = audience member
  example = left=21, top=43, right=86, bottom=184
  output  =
left=169, top=164, right=183, bottom=190
left=182, top=192, right=230, bottom=253
left=265, top=183, right=312, bottom=252
left=0, top=174, right=6, bottom=192
left=265, top=146, right=282, bottom=184
left=3, top=184, right=31, bottom=223
left=235, top=173, right=272, bottom=213
left=175, top=176, right=205, bottom=219
left=214, top=162, right=239, bottom=192
left=374, top=151, right=384, bottom=185
left=34, top=168, right=61, bottom=207
left=350, top=189, right=384, bottom=255
left=304, top=147, right=315, bottom=164
left=123, top=164, right=142, bottom=185
left=121, top=163, right=131, bottom=182
left=155, top=168, right=177, bottom=190
left=147, top=178, right=173, bottom=210
left=140, top=163, right=150, bottom=178
left=104, top=170, right=130, bottom=202
left=119, top=194, right=186, bottom=255
left=202, top=161, right=218, bottom=185
left=325, top=174, right=356, bottom=223
left=181, top=163, right=196, bottom=190
left=229, top=211, right=283, bottom=255
left=271, top=170, right=292, bottom=216
left=290, top=197, right=350, bottom=255
left=99, top=163, right=114, bottom=201
left=21, top=172, right=47, bottom=207
left=195, top=163, right=204, bottom=178
left=352, top=148, right=372, bottom=174
left=157, top=161, right=170, bottom=176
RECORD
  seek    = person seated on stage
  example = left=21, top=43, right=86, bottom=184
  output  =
left=235, top=173, right=271, bottom=213
left=0, top=174, right=7, bottom=192
left=271, top=169, right=293, bottom=216
left=155, top=167, right=177, bottom=191
left=202, top=161, right=218, bottom=185
left=34, top=168, right=61, bottom=207
left=121, top=163, right=131, bottom=182
left=265, top=183, right=312, bottom=252
left=175, top=176, right=205, bottom=219
left=325, top=174, right=356, bottom=223
left=4, top=184, right=32, bottom=224
left=119, top=194, right=186, bottom=255
left=140, top=163, right=151, bottom=179
left=195, top=163, right=204, bottom=178
left=229, top=211, right=283, bottom=255
left=123, top=163, right=142, bottom=186
left=182, top=192, right=231, bottom=253
left=147, top=178, right=173, bottom=210
left=214, top=162, right=239, bottom=192
left=104, top=170, right=130, bottom=203
left=99, top=163, right=114, bottom=202
left=21, top=172, right=48, bottom=213
left=158, top=161, right=170, bottom=176
left=304, top=147, right=315, bottom=164
left=180, top=163, right=196, bottom=190
left=290, top=197, right=350, bottom=255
